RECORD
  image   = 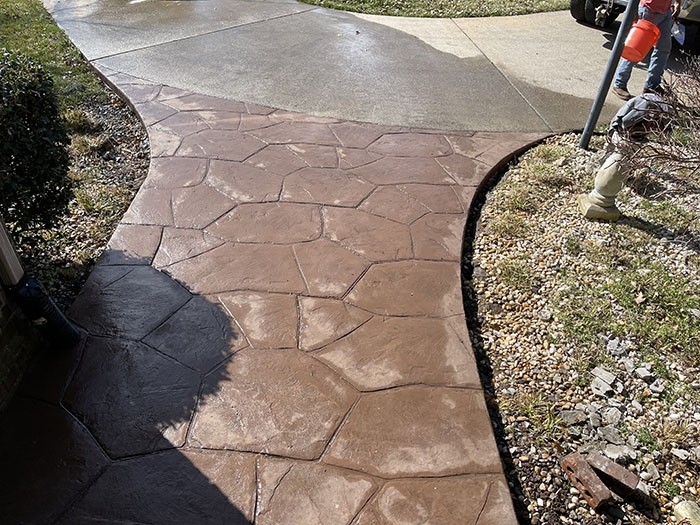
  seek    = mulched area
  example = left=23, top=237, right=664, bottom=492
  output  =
left=466, top=133, right=700, bottom=524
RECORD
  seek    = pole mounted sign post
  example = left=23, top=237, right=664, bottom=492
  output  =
left=580, top=0, right=641, bottom=150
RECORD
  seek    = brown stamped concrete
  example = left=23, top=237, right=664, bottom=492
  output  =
left=0, top=66, right=546, bottom=524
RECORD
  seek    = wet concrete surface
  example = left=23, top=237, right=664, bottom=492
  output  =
left=41, top=0, right=648, bottom=132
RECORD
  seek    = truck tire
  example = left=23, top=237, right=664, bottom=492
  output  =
left=570, top=0, right=587, bottom=22
left=584, top=0, right=618, bottom=26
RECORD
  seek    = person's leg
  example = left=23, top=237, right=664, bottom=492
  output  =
left=644, top=10, right=673, bottom=89
left=614, top=58, right=635, bottom=90
left=613, top=5, right=647, bottom=92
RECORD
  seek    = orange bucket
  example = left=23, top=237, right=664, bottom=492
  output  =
left=622, top=19, right=660, bottom=62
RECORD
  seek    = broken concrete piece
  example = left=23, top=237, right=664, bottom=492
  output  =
left=587, top=452, right=640, bottom=498
left=591, top=377, right=614, bottom=398
left=561, top=410, right=587, bottom=426
left=598, top=425, right=625, bottom=445
left=635, top=367, right=654, bottom=383
left=591, top=367, right=617, bottom=385
left=675, top=500, right=700, bottom=525
left=561, top=453, right=613, bottom=510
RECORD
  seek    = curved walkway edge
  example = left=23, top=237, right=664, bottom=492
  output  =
left=1, top=64, right=548, bottom=524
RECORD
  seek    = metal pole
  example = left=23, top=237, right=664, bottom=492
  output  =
left=580, top=0, right=641, bottom=149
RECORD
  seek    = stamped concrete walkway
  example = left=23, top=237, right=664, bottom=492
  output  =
left=0, top=65, right=546, bottom=522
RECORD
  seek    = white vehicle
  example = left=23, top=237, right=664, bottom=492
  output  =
left=570, top=0, right=700, bottom=51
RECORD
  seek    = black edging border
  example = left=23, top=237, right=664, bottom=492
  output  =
left=461, top=136, right=552, bottom=525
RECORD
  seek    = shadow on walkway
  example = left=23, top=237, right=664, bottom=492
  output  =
left=0, top=249, right=253, bottom=523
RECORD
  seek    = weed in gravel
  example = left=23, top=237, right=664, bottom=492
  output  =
left=635, top=427, right=658, bottom=450
left=505, top=184, right=539, bottom=212
left=660, top=480, right=681, bottom=498
left=555, top=260, right=700, bottom=366
left=564, top=235, right=583, bottom=255
left=502, top=392, right=562, bottom=443
left=639, top=199, right=700, bottom=233
left=63, top=108, right=95, bottom=133
left=497, top=256, right=535, bottom=291
left=488, top=212, right=531, bottom=238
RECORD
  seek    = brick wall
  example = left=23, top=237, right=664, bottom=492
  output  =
left=0, top=287, right=39, bottom=411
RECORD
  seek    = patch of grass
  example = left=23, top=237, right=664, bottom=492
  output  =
left=505, top=184, right=539, bottom=213
left=0, top=0, right=107, bottom=109
left=497, top=256, right=535, bottom=291
left=64, top=108, right=95, bottom=133
left=488, top=212, right=531, bottom=238
left=529, top=143, right=570, bottom=162
left=572, top=347, right=615, bottom=378
left=555, top=258, right=700, bottom=366
left=639, top=199, right=700, bottom=233
left=635, top=427, right=658, bottom=450
left=660, top=480, right=681, bottom=498
left=298, top=0, right=568, bottom=18
left=502, top=392, right=562, bottom=443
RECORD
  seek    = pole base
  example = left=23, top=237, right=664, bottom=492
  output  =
left=578, top=194, right=621, bottom=222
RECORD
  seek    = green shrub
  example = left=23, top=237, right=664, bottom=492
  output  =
left=0, top=48, right=71, bottom=234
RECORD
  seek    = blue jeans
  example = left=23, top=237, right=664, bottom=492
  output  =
left=614, top=6, right=673, bottom=91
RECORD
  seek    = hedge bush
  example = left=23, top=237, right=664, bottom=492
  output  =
left=0, top=48, right=71, bottom=234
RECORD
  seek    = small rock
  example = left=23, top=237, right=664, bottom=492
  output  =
left=589, top=412, right=602, bottom=428
left=591, top=367, right=617, bottom=385
left=674, top=500, right=700, bottom=525
left=568, top=426, right=582, bottom=437
left=561, top=410, right=587, bottom=426
left=649, top=379, right=665, bottom=393
left=635, top=367, right=654, bottom=383
left=603, top=407, right=623, bottom=426
left=591, top=377, right=614, bottom=398
left=690, top=308, right=700, bottom=320
left=640, top=471, right=651, bottom=481
left=604, top=444, right=635, bottom=461
left=538, top=309, right=553, bottom=321
left=630, top=400, right=643, bottom=414
left=672, top=448, right=691, bottom=461
left=692, top=446, right=700, bottom=460
left=598, top=425, right=625, bottom=445
left=612, top=381, right=626, bottom=395
left=646, top=463, right=660, bottom=481
left=607, top=338, right=625, bottom=356
left=621, top=358, right=636, bottom=373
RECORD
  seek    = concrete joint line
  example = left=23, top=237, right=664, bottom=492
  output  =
left=449, top=19, right=554, bottom=133
left=89, top=6, right=321, bottom=63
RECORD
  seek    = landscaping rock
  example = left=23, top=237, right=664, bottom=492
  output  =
left=598, top=425, right=625, bottom=445
left=591, top=367, right=617, bottom=385
left=635, top=367, right=654, bottom=383
left=591, top=377, right=614, bottom=398
left=561, top=410, right=587, bottom=426
left=674, top=501, right=700, bottom=525
left=602, top=407, right=622, bottom=426
left=671, top=448, right=690, bottom=461
left=649, top=379, right=665, bottom=393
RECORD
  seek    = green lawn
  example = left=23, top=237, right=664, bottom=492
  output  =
left=299, top=0, right=568, bottom=18
left=0, top=0, right=106, bottom=108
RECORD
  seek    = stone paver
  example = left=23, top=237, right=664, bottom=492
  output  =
left=1, top=69, right=546, bottom=523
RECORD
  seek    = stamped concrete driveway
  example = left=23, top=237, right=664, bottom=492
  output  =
left=42, top=0, right=641, bottom=132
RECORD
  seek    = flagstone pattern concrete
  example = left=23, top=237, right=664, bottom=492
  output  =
left=0, top=65, right=546, bottom=523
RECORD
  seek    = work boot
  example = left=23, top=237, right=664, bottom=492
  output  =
left=611, top=86, right=632, bottom=100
